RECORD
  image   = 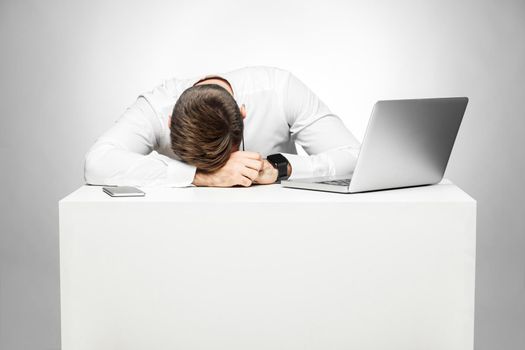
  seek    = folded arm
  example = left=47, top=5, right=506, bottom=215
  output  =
left=280, top=72, right=361, bottom=179
left=84, top=97, right=196, bottom=187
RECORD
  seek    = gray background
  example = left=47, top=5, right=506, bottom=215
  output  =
left=0, top=0, right=523, bottom=349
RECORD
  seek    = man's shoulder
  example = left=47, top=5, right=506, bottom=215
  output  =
left=225, top=66, right=293, bottom=93
left=231, top=65, right=291, bottom=78
left=138, top=77, right=193, bottom=117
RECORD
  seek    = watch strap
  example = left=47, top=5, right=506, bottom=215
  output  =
left=267, top=154, right=290, bottom=181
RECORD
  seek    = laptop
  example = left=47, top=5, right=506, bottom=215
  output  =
left=281, top=97, right=468, bottom=193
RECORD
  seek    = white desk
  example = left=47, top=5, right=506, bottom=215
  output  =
left=59, top=181, right=476, bottom=350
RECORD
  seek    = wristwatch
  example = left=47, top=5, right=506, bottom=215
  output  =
left=266, top=154, right=290, bottom=182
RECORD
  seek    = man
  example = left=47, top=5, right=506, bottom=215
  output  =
left=84, top=66, right=361, bottom=187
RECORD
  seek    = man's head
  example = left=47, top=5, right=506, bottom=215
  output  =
left=170, top=83, right=244, bottom=173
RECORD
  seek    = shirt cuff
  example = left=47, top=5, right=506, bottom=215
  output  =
left=153, top=152, right=197, bottom=187
left=280, top=153, right=314, bottom=179
left=166, top=159, right=197, bottom=187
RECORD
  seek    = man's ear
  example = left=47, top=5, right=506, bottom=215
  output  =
left=168, top=116, right=172, bottom=128
left=240, top=104, right=247, bottom=120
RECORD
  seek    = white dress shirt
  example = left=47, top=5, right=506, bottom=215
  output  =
left=84, top=66, right=361, bottom=187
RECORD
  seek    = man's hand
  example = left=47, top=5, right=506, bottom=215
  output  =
left=192, top=151, right=263, bottom=187
left=254, top=159, right=292, bottom=185
left=253, top=160, right=278, bottom=185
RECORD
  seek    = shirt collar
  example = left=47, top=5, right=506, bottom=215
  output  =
left=187, top=71, right=243, bottom=108
left=192, top=73, right=235, bottom=94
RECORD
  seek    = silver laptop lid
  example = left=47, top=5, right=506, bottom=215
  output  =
left=348, top=97, right=468, bottom=193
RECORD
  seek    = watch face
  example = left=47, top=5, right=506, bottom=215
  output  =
left=267, top=153, right=288, bottom=164
left=267, top=154, right=289, bottom=180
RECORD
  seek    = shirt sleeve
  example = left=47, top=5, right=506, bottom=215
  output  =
left=84, top=97, right=196, bottom=187
left=280, top=72, right=361, bottom=179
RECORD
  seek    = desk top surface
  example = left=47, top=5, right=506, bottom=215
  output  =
left=60, top=180, right=475, bottom=204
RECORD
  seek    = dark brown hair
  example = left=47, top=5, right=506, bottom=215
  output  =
left=170, top=84, right=243, bottom=172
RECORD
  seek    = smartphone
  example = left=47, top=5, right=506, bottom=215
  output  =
left=102, top=186, right=145, bottom=197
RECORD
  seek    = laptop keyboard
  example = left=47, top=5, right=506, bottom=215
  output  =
left=318, top=179, right=351, bottom=186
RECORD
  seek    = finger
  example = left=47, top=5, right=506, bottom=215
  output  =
left=238, top=175, right=252, bottom=187
left=241, top=166, right=259, bottom=181
left=242, top=158, right=263, bottom=171
left=236, top=151, right=262, bottom=160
